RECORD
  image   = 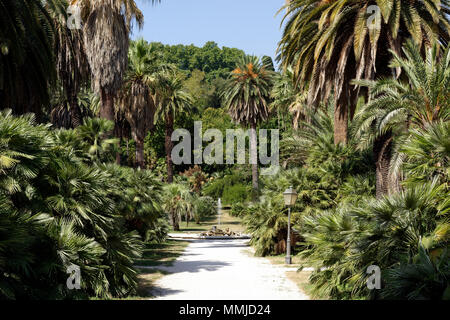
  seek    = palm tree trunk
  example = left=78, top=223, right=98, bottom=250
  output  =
left=171, top=209, right=180, bottom=231
left=334, top=102, right=348, bottom=145
left=374, top=131, right=393, bottom=199
left=135, top=138, right=145, bottom=169
left=250, top=123, right=258, bottom=190
left=165, top=113, right=174, bottom=183
left=100, top=88, right=115, bottom=122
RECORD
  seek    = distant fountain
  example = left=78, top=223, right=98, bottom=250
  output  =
left=198, top=197, right=250, bottom=239
left=217, top=198, right=222, bottom=227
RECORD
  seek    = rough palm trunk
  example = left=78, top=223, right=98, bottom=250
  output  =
left=374, top=131, right=393, bottom=199
left=334, top=102, right=348, bottom=145
left=250, top=123, right=258, bottom=190
left=171, top=209, right=179, bottom=231
left=69, top=94, right=82, bottom=128
left=165, top=113, right=175, bottom=183
left=100, top=89, right=115, bottom=122
left=135, top=138, right=145, bottom=169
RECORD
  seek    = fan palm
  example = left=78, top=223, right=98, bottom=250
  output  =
left=76, top=118, right=119, bottom=163
left=162, top=183, right=192, bottom=231
left=45, top=0, right=91, bottom=128
left=222, top=56, right=274, bottom=190
left=244, top=194, right=298, bottom=256
left=279, top=0, right=450, bottom=145
left=72, top=0, right=160, bottom=122
left=154, top=72, right=193, bottom=183
left=354, top=40, right=450, bottom=196
left=397, top=121, right=450, bottom=187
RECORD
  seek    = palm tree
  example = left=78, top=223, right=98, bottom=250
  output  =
left=77, top=118, right=119, bottom=163
left=46, top=0, right=90, bottom=128
left=154, top=72, right=193, bottom=183
left=354, top=40, right=450, bottom=197
left=278, top=0, right=450, bottom=145
left=118, top=39, right=168, bottom=168
left=162, top=183, right=192, bottom=231
left=271, top=67, right=308, bottom=130
left=73, top=0, right=159, bottom=122
left=222, top=56, right=273, bottom=190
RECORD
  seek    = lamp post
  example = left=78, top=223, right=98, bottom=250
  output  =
left=283, top=186, right=298, bottom=264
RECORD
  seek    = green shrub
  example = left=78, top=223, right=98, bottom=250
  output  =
left=230, top=202, right=246, bottom=218
left=222, top=183, right=251, bottom=204
left=194, top=196, right=216, bottom=224
left=0, top=111, right=167, bottom=299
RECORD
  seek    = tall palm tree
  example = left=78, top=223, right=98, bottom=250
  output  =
left=271, top=67, right=308, bottom=130
left=47, top=0, right=90, bottom=128
left=222, top=56, right=273, bottom=190
left=118, top=39, right=165, bottom=168
left=278, top=0, right=450, bottom=145
left=73, top=0, right=159, bottom=122
left=154, top=72, right=193, bottom=183
left=354, top=40, right=450, bottom=197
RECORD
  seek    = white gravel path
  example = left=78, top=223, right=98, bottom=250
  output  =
left=147, top=239, right=309, bottom=300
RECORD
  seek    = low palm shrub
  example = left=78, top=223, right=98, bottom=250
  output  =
left=0, top=111, right=167, bottom=299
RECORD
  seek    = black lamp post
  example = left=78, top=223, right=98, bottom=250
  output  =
left=283, top=186, right=298, bottom=264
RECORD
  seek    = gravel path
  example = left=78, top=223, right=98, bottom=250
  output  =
left=148, top=239, right=309, bottom=300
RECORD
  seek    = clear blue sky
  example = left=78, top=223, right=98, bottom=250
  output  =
left=132, top=0, right=285, bottom=60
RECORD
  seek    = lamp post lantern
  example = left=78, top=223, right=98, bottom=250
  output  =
left=283, top=186, right=298, bottom=264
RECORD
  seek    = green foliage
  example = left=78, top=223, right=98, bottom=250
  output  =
left=243, top=195, right=298, bottom=257
left=300, top=180, right=448, bottom=300
left=162, top=183, right=194, bottom=230
left=381, top=244, right=450, bottom=300
left=193, top=196, right=216, bottom=224
left=0, top=111, right=167, bottom=299
left=222, top=184, right=251, bottom=205
left=397, top=121, right=450, bottom=188
left=151, top=41, right=245, bottom=81
left=230, top=202, right=247, bottom=218
left=203, top=168, right=251, bottom=204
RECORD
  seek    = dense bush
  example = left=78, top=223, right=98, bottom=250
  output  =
left=240, top=103, right=449, bottom=300
left=0, top=111, right=167, bottom=299
left=203, top=168, right=252, bottom=204
left=193, top=196, right=216, bottom=224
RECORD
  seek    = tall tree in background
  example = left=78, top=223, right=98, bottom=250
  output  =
left=119, top=39, right=168, bottom=168
left=222, top=56, right=273, bottom=191
left=48, top=0, right=90, bottom=128
left=74, top=0, right=159, bottom=122
left=155, top=72, right=193, bottom=183
left=278, top=0, right=450, bottom=145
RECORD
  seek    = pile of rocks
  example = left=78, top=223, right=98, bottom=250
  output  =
left=200, top=226, right=240, bottom=237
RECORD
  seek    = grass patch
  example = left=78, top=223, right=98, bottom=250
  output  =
left=172, top=210, right=246, bottom=234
